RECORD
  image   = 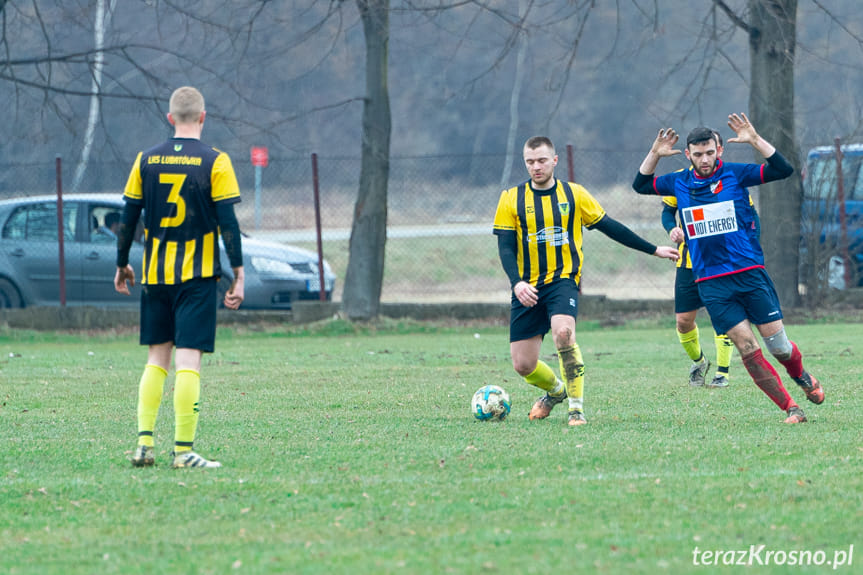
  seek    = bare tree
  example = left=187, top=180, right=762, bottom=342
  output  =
left=712, top=0, right=801, bottom=306
left=0, top=0, right=392, bottom=321
left=499, top=0, right=528, bottom=189
left=624, top=0, right=863, bottom=303
left=0, top=2, right=253, bottom=159
left=71, top=0, right=117, bottom=193
left=4, top=0, right=862, bottom=317
left=343, top=0, right=391, bottom=320
left=746, top=0, right=801, bottom=306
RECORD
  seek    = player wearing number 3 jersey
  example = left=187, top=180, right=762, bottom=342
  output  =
left=633, top=113, right=824, bottom=424
left=123, top=138, right=240, bottom=285
left=115, top=86, right=245, bottom=469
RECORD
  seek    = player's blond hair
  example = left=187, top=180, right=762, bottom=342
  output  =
left=169, top=86, right=205, bottom=124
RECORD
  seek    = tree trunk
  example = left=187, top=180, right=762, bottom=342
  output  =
left=747, top=0, right=800, bottom=307
left=343, top=0, right=391, bottom=321
left=499, top=0, right=528, bottom=190
left=72, top=0, right=115, bottom=193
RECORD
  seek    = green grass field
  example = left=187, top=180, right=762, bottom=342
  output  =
left=1, top=318, right=861, bottom=574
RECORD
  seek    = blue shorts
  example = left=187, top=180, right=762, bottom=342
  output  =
left=139, top=277, right=218, bottom=352
left=696, top=268, right=783, bottom=335
left=509, top=278, right=579, bottom=343
left=674, top=266, right=703, bottom=314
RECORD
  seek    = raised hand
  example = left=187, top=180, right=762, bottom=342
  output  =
left=651, top=128, right=682, bottom=158
left=727, top=113, right=758, bottom=145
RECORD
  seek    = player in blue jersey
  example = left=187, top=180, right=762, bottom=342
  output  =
left=633, top=113, right=824, bottom=424
left=661, top=129, right=760, bottom=389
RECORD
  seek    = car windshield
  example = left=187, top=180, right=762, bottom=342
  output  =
left=806, top=153, right=863, bottom=201
left=2, top=202, right=78, bottom=241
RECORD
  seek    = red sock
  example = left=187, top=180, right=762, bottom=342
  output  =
left=741, top=349, right=796, bottom=411
left=776, top=341, right=804, bottom=380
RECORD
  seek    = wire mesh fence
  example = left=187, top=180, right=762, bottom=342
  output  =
left=4, top=144, right=841, bottom=307
left=221, top=149, right=685, bottom=303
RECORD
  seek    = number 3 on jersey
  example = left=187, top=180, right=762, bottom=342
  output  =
left=159, top=173, right=187, bottom=228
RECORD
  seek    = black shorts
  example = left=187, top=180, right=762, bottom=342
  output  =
left=509, top=278, right=579, bottom=343
left=697, top=268, right=783, bottom=335
left=674, top=266, right=704, bottom=314
left=139, top=277, right=218, bottom=352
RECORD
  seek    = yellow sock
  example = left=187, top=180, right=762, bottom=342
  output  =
left=524, top=360, right=561, bottom=394
left=558, top=344, right=585, bottom=412
left=677, top=327, right=704, bottom=363
left=173, top=369, right=201, bottom=453
left=715, top=333, right=734, bottom=376
left=137, top=364, right=167, bottom=447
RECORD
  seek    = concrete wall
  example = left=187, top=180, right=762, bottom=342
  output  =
left=2, top=289, right=861, bottom=330
left=0, top=295, right=674, bottom=330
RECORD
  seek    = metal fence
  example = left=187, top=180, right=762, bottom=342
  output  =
left=0, top=146, right=795, bottom=305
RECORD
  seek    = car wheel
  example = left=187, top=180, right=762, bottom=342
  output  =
left=0, top=278, right=24, bottom=308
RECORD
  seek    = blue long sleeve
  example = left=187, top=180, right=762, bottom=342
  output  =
left=661, top=203, right=677, bottom=234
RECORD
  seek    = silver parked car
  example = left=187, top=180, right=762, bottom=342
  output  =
left=0, top=194, right=335, bottom=309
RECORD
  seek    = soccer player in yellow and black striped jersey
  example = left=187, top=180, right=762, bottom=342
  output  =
left=493, top=136, right=679, bottom=426
left=661, top=130, right=760, bottom=389
left=115, top=86, right=245, bottom=469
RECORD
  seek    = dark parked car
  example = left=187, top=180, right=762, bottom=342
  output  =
left=0, top=194, right=335, bottom=309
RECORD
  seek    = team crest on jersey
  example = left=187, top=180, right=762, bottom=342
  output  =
left=681, top=200, right=737, bottom=239
left=559, top=202, right=570, bottom=216
left=174, top=144, right=183, bottom=152
left=710, top=180, right=723, bottom=194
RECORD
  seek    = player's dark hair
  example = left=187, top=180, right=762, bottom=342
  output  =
left=524, top=136, right=555, bottom=152
left=712, top=130, right=723, bottom=147
left=686, top=127, right=716, bottom=147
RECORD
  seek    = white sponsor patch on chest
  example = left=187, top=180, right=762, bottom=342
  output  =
left=681, top=200, right=738, bottom=239
left=530, top=226, right=569, bottom=246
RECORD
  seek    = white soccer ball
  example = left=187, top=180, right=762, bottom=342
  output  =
left=471, top=385, right=511, bottom=421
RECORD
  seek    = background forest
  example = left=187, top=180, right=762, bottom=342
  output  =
left=1, top=1, right=862, bottom=310
left=2, top=1, right=861, bottom=189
